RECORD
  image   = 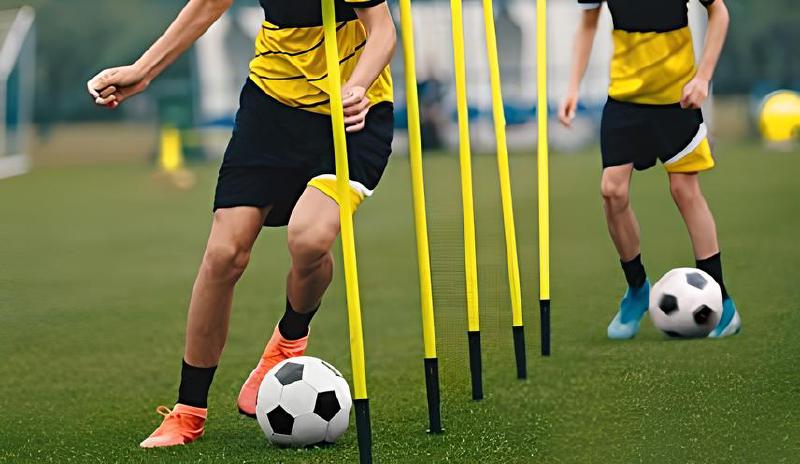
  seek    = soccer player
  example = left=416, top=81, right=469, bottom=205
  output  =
left=559, top=0, right=741, bottom=339
left=87, top=0, right=396, bottom=447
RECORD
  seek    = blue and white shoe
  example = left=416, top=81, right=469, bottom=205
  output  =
left=607, top=280, right=650, bottom=340
left=708, top=297, right=742, bottom=338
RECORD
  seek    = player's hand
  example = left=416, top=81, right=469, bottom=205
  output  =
left=558, top=91, right=579, bottom=128
left=87, top=65, right=150, bottom=109
left=680, top=77, right=709, bottom=110
left=341, top=85, right=370, bottom=133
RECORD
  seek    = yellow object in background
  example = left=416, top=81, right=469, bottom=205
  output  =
left=157, top=126, right=195, bottom=190
left=760, top=90, right=800, bottom=144
left=159, top=126, right=185, bottom=172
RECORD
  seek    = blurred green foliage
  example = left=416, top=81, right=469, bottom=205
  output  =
left=0, top=0, right=795, bottom=123
left=715, top=0, right=800, bottom=94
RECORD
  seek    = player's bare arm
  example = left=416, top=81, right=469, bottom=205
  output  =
left=342, top=3, right=396, bottom=132
left=681, top=0, right=730, bottom=109
left=559, top=7, right=600, bottom=127
left=86, top=0, right=234, bottom=109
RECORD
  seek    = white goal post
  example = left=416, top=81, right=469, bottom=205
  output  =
left=0, top=6, right=35, bottom=179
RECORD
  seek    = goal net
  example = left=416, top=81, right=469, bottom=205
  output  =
left=0, top=6, right=35, bottom=179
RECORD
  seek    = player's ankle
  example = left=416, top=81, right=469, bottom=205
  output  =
left=621, top=254, right=647, bottom=289
left=278, top=298, right=319, bottom=340
left=177, top=360, right=217, bottom=409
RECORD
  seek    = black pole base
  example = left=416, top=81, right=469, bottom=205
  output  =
left=354, top=399, right=372, bottom=464
left=540, top=299, right=551, bottom=357
left=512, top=325, right=527, bottom=379
left=423, top=357, right=443, bottom=434
left=467, top=330, right=483, bottom=400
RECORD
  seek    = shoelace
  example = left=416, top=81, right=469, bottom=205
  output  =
left=153, top=406, right=204, bottom=435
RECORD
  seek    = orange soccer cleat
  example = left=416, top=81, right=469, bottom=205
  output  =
left=237, top=326, right=308, bottom=418
left=139, top=404, right=207, bottom=448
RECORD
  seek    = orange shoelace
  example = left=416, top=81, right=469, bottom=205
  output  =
left=152, top=406, right=204, bottom=436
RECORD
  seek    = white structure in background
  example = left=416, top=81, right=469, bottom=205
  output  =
left=192, top=1, right=708, bottom=154
left=0, top=7, right=35, bottom=179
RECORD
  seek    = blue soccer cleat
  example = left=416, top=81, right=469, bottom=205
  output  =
left=708, top=297, right=742, bottom=338
left=607, top=280, right=651, bottom=340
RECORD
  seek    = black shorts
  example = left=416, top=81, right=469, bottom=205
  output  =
left=214, top=79, right=394, bottom=227
left=600, top=97, right=714, bottom=173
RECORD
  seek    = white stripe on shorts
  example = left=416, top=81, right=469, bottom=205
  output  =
left=664, top=123, right=708, bottom=166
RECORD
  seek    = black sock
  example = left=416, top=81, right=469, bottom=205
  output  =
left=696, top=252, right=729, bottom=300
left=177, top=360, right=216, bottom=408
left=621, top=254, right=647, bottom=289
left=278, top=298, right=319, bottom=340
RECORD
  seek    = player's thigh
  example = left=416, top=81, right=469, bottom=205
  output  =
left=601, top=163, right=634, bottom=199
left=207, top=206, right=269, bottom=253
left=287, top=188, right=340, bottom=250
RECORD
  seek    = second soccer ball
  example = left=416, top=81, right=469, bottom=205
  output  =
left=649, top=268, right=723, bottom=338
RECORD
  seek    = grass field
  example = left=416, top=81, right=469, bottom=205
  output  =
left=1, top=142, right=799, bottom=463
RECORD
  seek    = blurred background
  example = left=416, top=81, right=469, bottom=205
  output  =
left=0, top=0, right=797, bottom=175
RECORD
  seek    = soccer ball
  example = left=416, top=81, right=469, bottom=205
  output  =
left=256, top=356, right=352, bottom=447
left=649, top=268, right=723, bottom=338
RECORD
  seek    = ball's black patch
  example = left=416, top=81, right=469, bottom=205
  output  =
left=313, top=391, right=341, bottom=421
left=275, top=362, right=304, bottom=386
left=321, top=360, right=342, bottom=378
left=659, top=294, right=679, bottom=315
left=664, top=330, right=683, bottom=338
left=686, top=272, right=708, bottom=290
left=693, top=305, right=713, bottom=325
left=267, top=406, right=294, bottom=435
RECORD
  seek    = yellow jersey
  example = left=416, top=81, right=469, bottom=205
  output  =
left=579, top=0, right=716, bottom=105
left=249, top=0, right=393, bottom=115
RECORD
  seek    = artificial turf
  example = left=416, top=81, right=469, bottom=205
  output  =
left=1, top=142, right=798, bottom=463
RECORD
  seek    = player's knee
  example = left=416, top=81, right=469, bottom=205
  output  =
left=601, top=177, right=630, bottom=205
left=669, top=176, right=701, bottom=206
left=202, top=241, right=251, bottom=282
left=287, top=222, right=338, bottom=265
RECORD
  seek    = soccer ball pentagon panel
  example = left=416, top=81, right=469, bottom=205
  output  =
left=649, top=268, right=723, bottom=338
left=256, top=356, right=352, bottom=447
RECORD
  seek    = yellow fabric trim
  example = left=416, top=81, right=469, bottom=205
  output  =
left=308, top=177, right=366, bottom=212
left=610, top=27, right=696, bottom=105
left=665, top=138, right=715, bottom=173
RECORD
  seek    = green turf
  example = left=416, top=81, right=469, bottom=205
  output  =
left=1, top=142, right=798, bottom=463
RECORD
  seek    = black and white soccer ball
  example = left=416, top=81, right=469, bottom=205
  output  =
left=649, top=268, right=723, bottom=338
left=256, top=356, right=352, bottom=447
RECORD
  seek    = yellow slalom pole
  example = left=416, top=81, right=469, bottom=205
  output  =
left=536, top=0, right=551, bottom=356
left=481, top=0, right=527, bottom=379
left=399, top=0, right=442, bottom=433
left=320, top=1, right=371, bottom=461
left=449, top=0, right=483, bottom=401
